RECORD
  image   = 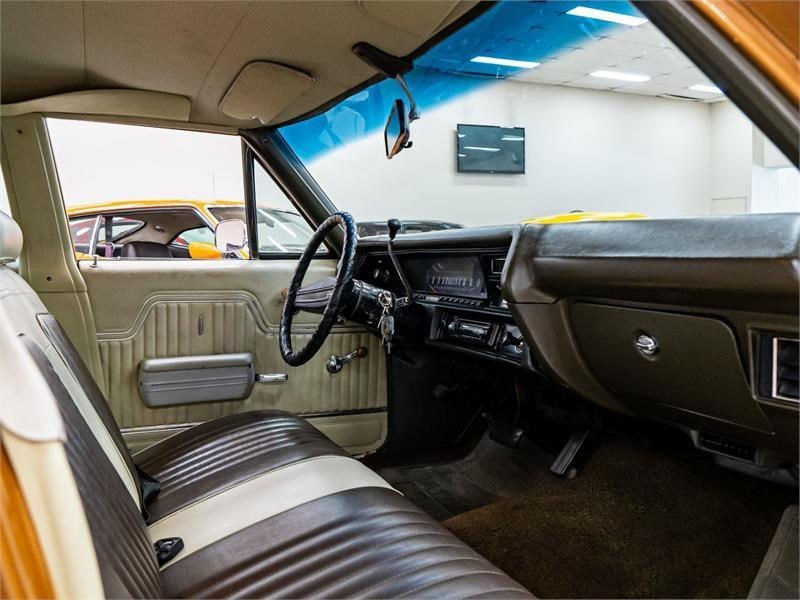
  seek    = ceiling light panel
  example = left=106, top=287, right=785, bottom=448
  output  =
left=470, top=56, right=540, bottom=69
left=590, top=69, right=650, bottom=82
left=566, top=6, right=648, bottom=27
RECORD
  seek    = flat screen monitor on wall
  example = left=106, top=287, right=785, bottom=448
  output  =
left=456, top=124, right=525, bottom=174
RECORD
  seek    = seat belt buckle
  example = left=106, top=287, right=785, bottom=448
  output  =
left=154, top=537, right=184, bottom=567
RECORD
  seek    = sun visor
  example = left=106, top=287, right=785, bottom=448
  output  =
left=219, top=61, right=314, bottom=124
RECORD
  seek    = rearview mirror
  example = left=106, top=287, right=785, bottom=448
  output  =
left=384, top=98, right=411, bottom=159
left=215, top=219, right=247, bottom=255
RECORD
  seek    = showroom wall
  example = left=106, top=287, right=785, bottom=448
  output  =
left=708, top=100, right=799, bottom=215
left=307, top=79, right=796, bottom=227
left=709, top=100, right=751, bottom=214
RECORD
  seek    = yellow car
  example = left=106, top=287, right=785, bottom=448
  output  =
left=67, top=199, right=314, bottom=259
left=524, top=211, right=648, bottom=224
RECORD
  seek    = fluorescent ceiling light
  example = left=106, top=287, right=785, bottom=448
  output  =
left=464, top=146, right=500, bottom=152
left=501, top=135, right=524, bottom=141
left=470, top=56, right=540, bottom=69
left=689, top=83, right=723, bottom=94
left=567, top=6, right=648, bottom=27
left=590, top=70, right=650, bottom=83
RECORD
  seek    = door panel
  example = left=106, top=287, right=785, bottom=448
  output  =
left=80, top=259, right=387, bottom=453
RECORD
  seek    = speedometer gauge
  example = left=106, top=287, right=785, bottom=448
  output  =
left=403, top=256, right=487, bottom=299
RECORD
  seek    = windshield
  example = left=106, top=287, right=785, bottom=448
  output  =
left=280, top=0, right=799, bottom=228
left=256, top=208, right=315, bottom=253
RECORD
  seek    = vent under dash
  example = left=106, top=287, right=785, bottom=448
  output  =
left=698, top=431, right=756, bottom=462
left=773, top=338, right=799, bottom=402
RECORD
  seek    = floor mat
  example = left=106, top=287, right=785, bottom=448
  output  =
left=443, top=437, right=796, bottom=599
left=376, top=433, right=554, bottom=521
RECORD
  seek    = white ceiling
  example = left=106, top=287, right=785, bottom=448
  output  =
left=513, top=23, right=726, bottom=102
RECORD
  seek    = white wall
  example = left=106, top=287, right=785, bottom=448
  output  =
left=752, top=165, right=800, bottom=214
left=309, top=80, right=714, bottom=226
left=47, top=119, right=245, bottom=207
left=751, top=127, right=800, bottom=214
left=708, top=101, right=751, bottom=214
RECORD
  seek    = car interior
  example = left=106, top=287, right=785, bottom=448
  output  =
left=1, top=1, right=798, bottom=599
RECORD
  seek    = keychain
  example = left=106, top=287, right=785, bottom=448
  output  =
left=377, top=290, right=395, bottom=354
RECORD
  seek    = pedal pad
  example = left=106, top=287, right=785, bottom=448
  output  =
left=551, top=429, right=598, bottom=478
left=489, top=421, right=525, bottom=448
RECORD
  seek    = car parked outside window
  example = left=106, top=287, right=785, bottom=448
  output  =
left=48, top=119, right=319, bottom=260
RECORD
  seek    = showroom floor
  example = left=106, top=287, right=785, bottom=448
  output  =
left=378, top=433, right=795, bottom=598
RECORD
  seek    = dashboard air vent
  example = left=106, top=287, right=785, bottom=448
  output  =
left=773, top=338, right=799, bottom=402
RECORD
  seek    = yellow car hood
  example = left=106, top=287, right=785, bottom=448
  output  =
left=524, top=211, right=648, bottom=224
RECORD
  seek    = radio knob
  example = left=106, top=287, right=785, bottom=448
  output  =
left=501, top=331, right=525, bottom=350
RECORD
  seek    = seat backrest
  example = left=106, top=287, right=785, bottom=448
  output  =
left=0, top=211, right=141, bottom=503
left=1, top=210, right=160, bottom=597
left=121, top=241, right=172, bottom=258
left=0, top=264, right=143, bottom=504
left=21, top=336, right=163, bottom=598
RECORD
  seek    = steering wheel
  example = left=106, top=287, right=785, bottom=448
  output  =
left=279, top=212, right=357, bottom=366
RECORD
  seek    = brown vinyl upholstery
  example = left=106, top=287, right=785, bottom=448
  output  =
left=21, top=337, right=163, bottom=599
left=161, top=487, right=532, bottom=599
left=37, top=307, right=348, bottom=522
left=135, top=410, right=348, bottom=522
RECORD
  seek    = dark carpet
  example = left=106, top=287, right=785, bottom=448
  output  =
left=376, top=433, right=554, bottom=521
left=443, top=437, right=796, bottom=599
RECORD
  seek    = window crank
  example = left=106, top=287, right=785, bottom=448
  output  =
left=326, top=346, right=368, bottom=374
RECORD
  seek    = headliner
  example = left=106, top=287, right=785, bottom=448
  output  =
left=0, top=1, right=478, bottom=127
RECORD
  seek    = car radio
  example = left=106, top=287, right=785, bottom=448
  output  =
left=437, top=313, right=499, bottom=346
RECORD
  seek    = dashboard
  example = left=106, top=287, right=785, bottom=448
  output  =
left=356, top=247, right=529, bottom=366
left=354, top=215, right=800, bottom=464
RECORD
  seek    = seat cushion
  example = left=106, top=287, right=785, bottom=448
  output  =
left=161, top=486, right=532, bottom=599
left=136, top=410, right=348, bottom=522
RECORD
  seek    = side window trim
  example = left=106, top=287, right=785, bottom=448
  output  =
left=242, top=142, right=259, bottom=260
left=242, top=142, right=332, bottom=260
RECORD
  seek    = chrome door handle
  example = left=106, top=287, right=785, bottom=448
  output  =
left=256, top=373, right=288, bottom=383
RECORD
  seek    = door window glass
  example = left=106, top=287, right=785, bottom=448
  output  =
left=47, top=119, right=310, bottom=259
left=253, top=162, right=321, bottom=255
